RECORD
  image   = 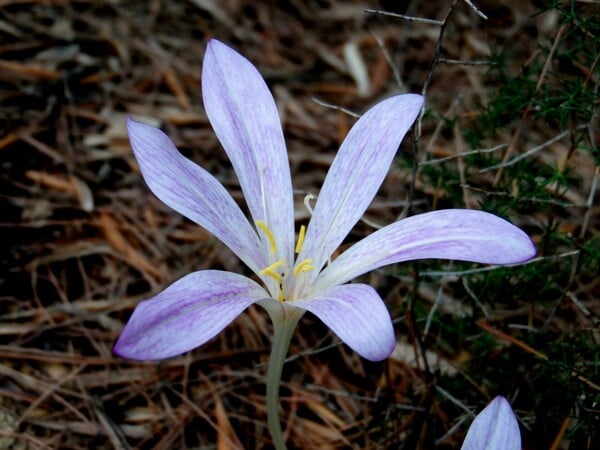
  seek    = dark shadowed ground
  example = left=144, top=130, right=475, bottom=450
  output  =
left=1, top=1, right=598, bottom=449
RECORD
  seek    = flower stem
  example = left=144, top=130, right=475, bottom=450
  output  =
left=265, top=307, right=303, bottom=450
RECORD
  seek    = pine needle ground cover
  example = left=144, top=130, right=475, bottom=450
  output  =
left=1, top=1, right=598, bottom=448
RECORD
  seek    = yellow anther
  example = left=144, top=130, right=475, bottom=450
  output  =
left=293, top=258, right=315, bottom=277
left=256, top=220, right=277, bottom=254
left=295, top=225, right=307, bottom=254
left=278, top=290, right=285, bottom=302
left=259, top=259, right=285, bottom=282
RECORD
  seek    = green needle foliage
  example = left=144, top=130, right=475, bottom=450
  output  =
left=404, top=1, right=599, bottom=448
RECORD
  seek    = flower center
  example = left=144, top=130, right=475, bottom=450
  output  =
left=257, top=221, right=314, bottom=302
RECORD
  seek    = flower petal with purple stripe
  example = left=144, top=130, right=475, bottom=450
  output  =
left=294, top=283, right=395, bottom=361
left=113, top=270, right=267, bottom=360
left=316, top=209, right=536, bottom=290
left=299, top=94, right=423, bottom=276
left=127, top=118, right=266, bottom=274
left=461, top=396, right=521, bottom=450
left=203, top=40, right=295, bottom=263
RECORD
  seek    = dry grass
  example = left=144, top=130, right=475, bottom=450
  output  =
left=1, top=1, right=598, bottom=449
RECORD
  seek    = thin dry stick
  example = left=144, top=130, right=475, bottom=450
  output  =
left=417, top=0, right=460, bottom=140
left=310, top=97, right=360, bottom=118
left=438, top=58, right=493, bottom=65
left=482, top=131, right=569, bottom=171
left=549, top=417, right=571, bottom=450
left=424, top=281, right=446, bottom=336
left=579, top=164, right=599, bottom=232
left=566, top=292, right=599, bottom=326
left=370, top=30, right=405, bottom=90
left=404, top=0, right=460, bottom=219
left=435, top=385, right=474, bottom=416
left=365, top=9, right=444, bottom=26
left=453, top=121, right=475, bottom=208
left=459, top=184, right=579, bottom=208
left=462, top=0, right=488, bottom=20
left=420, top=143, right=507, bottom=165
left=435, top=415, right=470, bottom=445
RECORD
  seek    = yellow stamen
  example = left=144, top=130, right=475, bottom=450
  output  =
left=278, top=290, right=285, bottom=302
left=295, top=225, right=307, bottom=254
left=256, top=220, right=277, bottom=254
left=259, top=259, right=285, bottom=282
left=293, top=258, right=315, bottom=277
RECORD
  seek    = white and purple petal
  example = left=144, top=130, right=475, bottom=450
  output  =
left=461, top=396, right=521, bottom=450
left=316, top=209, right=536, bottom=290
left=127, top=118, right=266, bottom=274
left=113, top=270, right=268, bottom=360
left=299, top=94, right=423, bottom=276
left=202, top=39, right=295, bottom=262
left=294, top=283, right=395, bottom=361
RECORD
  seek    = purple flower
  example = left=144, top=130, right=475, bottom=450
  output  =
left=461, top=396, right=521, bottom=450
left=113, top=39, right=535, bottom=362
